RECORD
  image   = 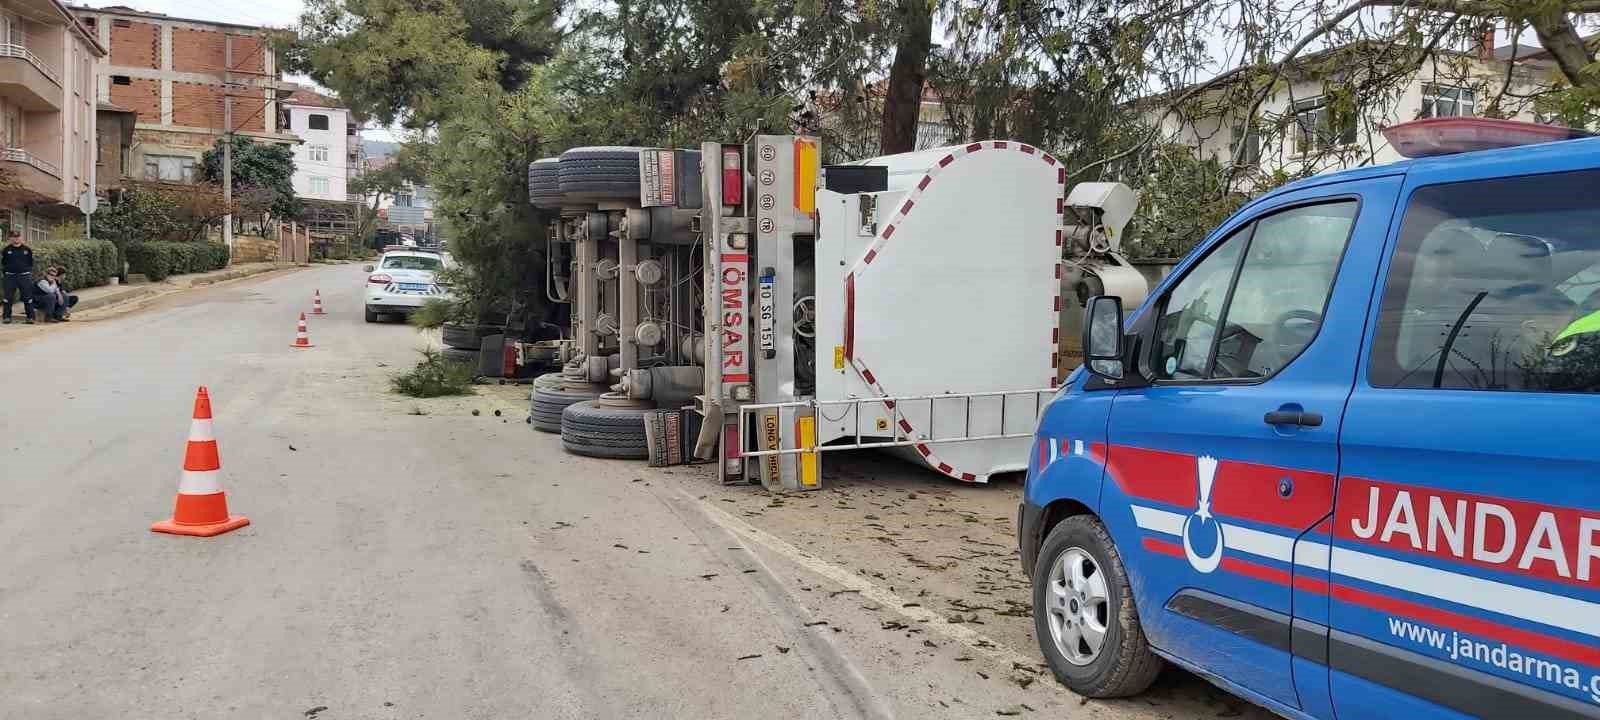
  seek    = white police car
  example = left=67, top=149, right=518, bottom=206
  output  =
left=364, top=249, right=450, bottom=322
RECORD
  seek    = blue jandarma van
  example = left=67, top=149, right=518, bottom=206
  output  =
left=1019, top=118, right=1600, bottom=720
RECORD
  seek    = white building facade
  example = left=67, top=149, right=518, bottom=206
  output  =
left=284, top=99, right=350, bottom=202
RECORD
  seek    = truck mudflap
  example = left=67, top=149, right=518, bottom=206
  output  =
left=736, top=385, right=1056, bottom=487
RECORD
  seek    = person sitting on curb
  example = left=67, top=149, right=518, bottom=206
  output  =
left=34, top=267, right=75, bottom=323
left=1, top=230, right=34, bottom=324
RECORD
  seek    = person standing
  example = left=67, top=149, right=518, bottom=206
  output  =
left=1, top=229, right=34, bottom=324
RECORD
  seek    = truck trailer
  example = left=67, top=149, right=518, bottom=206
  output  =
left=528, top=136, right=1142, bottom=490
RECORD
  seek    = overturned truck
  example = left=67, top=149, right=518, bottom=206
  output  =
left=528, top=137, right=1144, bottom=489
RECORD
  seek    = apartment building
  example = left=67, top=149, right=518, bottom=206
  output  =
left=71, top=5, right=295, bottom=184
left=282, top=83, right=358, bottom=203
left=0, top=0, right=103, bottom=240
left=1149, top=37, right=1563, bottom=187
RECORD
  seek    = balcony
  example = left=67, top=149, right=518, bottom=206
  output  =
left=0, top=146, right=63, bottom=205
left=0, top=43, right=61, bottom=111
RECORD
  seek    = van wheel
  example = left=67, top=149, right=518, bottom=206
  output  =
left=1033, top=515, right=1163, bottom=698
left=364, top=308, right=379, bottom=323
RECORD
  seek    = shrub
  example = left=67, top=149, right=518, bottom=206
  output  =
left=408, top=298, right=454, bottom=329
left=127, top=242, right=230, bottom=281
left=33, top=240, right=118, bottom=289
left=390, top=348, right=477, bottom=397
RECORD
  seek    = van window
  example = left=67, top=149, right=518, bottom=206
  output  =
left=1370, top=169, right=1600, bottom=392
left=1151, top=227, right=1247, bottom=380
left=1150, top=201, right=1355, bottom=381
left=1212, top=202, right=1355, bottom=378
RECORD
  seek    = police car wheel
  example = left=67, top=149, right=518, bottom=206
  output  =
left=1033, top=515, right=1163, bottom=698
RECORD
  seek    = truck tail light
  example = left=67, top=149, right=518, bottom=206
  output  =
left=722, top=147, right=743, bottom=207
left=368, top=273, right=392, bottom=284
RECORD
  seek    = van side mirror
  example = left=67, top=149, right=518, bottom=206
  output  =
left=1083, top=295, right=1125, bottom=381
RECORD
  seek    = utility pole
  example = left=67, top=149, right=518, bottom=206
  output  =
left=222, top=34, right=233, bottom=249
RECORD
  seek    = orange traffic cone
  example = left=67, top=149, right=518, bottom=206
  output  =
left=311, top=289, right=326, bottom=316
left=151, top=387, right=250, bottom=537
left=290, top=312, right=314, bottom=348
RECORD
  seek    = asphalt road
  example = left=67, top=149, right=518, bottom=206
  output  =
left=0, top=264, right=1260, bottom=720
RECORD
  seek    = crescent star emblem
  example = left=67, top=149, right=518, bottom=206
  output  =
left=1182, top=455, right=1225, bottom=573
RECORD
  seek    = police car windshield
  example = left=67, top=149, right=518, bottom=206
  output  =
left=381, top=255, right=442, bottom=271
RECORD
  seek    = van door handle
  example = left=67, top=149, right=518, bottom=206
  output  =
left=1264, top=409, right=1322, bottom=427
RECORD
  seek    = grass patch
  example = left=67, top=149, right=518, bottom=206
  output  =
left=391, top=348, right=477, bottom=398
left=408, top=298, right=454, bottom=329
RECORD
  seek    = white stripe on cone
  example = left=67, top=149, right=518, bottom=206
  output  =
left=188, top=418, right=214, bottom=442
left=178, top=469, right=222, bottom=494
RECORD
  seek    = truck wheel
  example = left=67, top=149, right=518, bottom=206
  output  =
left=364, top=308, right=379, bottom=323
left=530, top=383, right=602, bottom=433
left=528, top=158, right=563, bottom=208
left=559, top=400, right=648, bottom=459
left=1033, top=515, right=1163, bottom=698
left=558, top=146, right=646, bottom=201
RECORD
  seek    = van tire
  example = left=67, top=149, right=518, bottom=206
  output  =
left=1033, top=515, right=1164, bottom=698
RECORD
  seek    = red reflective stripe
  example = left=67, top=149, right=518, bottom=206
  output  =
left=844, top=274, right=854, bottom=359
left=900, top=200, right=915, bottom=215
left=1020, top=144, right=1036, bottom=154
left=898, top=419, right=914, bottom=433
left=937, top=462, right=954, bottom=473
left=722, top=374, right=750, bottom=383
left=917, top=175, right=932, bottom=190
left=961, top=472, right=977, bottom=481
left=882, top=224, right=896, bottom=239
left=1056, top=228, right=1063, bottom=246
left=861, top=368, right=876, bottom=385
left=993, top=141, right=1008, bottom=149
left=1043, top=154, right=1058, bottom=166
left=1051, top=352, right=1059, bottom=368
left=916, top=444, right=931, bottom=457
left=938, top=154, right=955, bottom=167
left=1058, top=168, right=1067, bottom=184
left=1055, top=264, right=1062, bottom=279
left=965, top=143, right=983, bottom=152
left=863, top=249, right=877, bottom=265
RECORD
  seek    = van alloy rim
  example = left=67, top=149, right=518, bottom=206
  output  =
left=1047, top=547, right=1110, bottom=666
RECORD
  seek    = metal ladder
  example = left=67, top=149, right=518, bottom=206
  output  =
left=737, top=388, right=1057, bottom=460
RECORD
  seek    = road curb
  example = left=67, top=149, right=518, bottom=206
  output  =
left=74, top=286, right=161, bottom=313
left=74, top=264, right=296, bottom=314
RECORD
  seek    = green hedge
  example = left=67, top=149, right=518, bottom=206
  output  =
left=127, top=242, right=230, bottom=281
left=33, top=240, right=118, bottom=289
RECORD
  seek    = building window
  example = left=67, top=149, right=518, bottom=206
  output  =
left=308, top=144, right=328, bottom=162
left=395, top=193, right=413, bottom=207
left=1231, top=123, right=1261, bottom=165
left=144, top=155, right=196, bottom=182
left=112, top=75, right=130, bottom=85
left=308, top=114, right=329, bottom=130
left=82, top=17, right=95, bottom=28
left=1293, top=96, right=1357, bottom=154
left=309, top=176, right=329, bottom=194
left=1420, top=83, right=1476, bottom=118
left=2, top=108, right=21, bottom=148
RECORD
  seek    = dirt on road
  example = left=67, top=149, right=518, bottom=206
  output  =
left=432, top=381, right=1276, bottom=720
